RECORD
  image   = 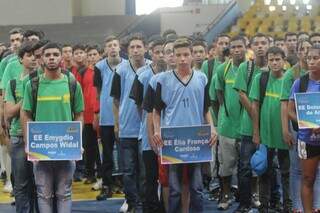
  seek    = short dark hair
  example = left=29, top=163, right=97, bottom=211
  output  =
left=9, top=28, right=23, bottom=35
left=86, top=44, right=102, bottom=54
left=230, top=35, right=246, bottom=45
left=150, top=38, right=165, bottom=50
left=215, top=34, right=230, bottom=43
left=173, top=37, right=192, bottom=50
left=23, top=30, right=44, bottom=40
left=148, top=34, right=162, bottom=44
left=33, top=40, right=50, bottom=51
left=274, top=37, right=284, bottom=42
left=104, top=35, right=119, bottom=44
left=310, top=33, right=320, bottom=40
left=62, top=44, right=73, bottom=49
left=266, top=46, right=285, bottom=59
left=162, top=29, right=177, bottom=38
left=191, top=40, right=207, bottom=49
left=18, top=41, right=36, bottom=58
left=127, top=32, right=146, bottom=48
left=72, top=44, right=86, bottom=53
left=285, top=32, right=297, bottom=41
left=42, top=42, right=62, bottom=54
left=251, top=33, right=269, bottom=44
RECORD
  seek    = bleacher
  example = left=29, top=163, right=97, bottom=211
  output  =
left=228, top=0, right=320, bottom=38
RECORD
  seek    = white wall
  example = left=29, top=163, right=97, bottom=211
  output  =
left=79, top=0, right=125, bottom=16
left=160, top=4, right=228, bottom=35
left=0, top=0, right=72, bottom=26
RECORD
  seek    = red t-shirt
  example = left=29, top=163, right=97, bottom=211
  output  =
left=71, top=66, right=99, bottom=124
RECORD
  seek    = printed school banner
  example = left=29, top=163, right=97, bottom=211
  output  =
left=160, top=125, right=213, bottom=164
left=295, top=92, right=320, bottom=129
left=27, top=121, right=82, bottom=161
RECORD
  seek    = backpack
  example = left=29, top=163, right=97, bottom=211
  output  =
left=221, top=60, right=233, bottom=117
left=259, top=71, right=308, bottom=131
left=246, top=60, right=255, bottom=88
left=259, top=71, right=270, bottom=108
left=222, top=60, right=255, bottom=115
left=207, top=59, right=215, bottom=86
left=30, top=71, right=77, bottom=120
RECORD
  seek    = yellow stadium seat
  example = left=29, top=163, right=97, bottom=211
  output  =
left=225, top=1, right=320, bottom=38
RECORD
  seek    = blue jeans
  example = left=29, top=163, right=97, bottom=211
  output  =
left=168, top=163, right=203, bottom=213
left=33, top=161, right=75, bottom=213
left=10, top=136, right=37, bottom=213
left=238, top=135, right=256, bottom=207
left=119, top=138, right=145, bottom=208
left=289, top=129, right=320, bottom=210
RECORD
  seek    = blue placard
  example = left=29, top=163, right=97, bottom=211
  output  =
left=27, top=121, right=82, bottom=161
left=295, top=92, right=320, bottom=129
left=160, top=125, right=213, bottom=164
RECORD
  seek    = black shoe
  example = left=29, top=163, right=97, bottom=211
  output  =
left=233, top=204, right=250, bottom=213
left=258, top=205, right=269, bottom=213
left=127, top=205, right=136, bottom=213
left=270, top=200, right=282, bottom=212
left=96, top=186, right=112, bottom=201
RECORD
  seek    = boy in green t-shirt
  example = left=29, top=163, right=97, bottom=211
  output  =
left=214, top=36, right=246, bottom=210
left=21, top=42, right=84, bottom=213
left=250, top=46, right=292, bottom=212
left=4, top=41, right=39, bottom=212
left=233, top=33, right=270, bottom=212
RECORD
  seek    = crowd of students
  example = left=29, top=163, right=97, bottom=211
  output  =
left=0, top=27, right=320, bottom=213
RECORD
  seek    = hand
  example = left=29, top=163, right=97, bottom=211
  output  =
left=152, top=132, right=163, bottom=148
left=253, top=132, right=260, bottom=145
left=283, top=131, right=294, bottom=147
left=24, top=148, right=38, bottom=162
left=209, top=130, right=218, bottom=146
left=93, top=113, right=99, bottom=131
left=148, top=137, right=159, bottom=154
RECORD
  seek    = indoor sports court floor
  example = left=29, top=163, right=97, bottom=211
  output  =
left=0, top=180, right=260, bottom=213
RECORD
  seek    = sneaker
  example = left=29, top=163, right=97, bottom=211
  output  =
left=84, top=177, right=97, bottom=184
left=96, top=186, right=112, bottom=201
left=92, top=178, right=102, bottom=191
left=270, top=200, right=282, bottom=212
left=258, top=205, right=269, bottom=213
left=119, top=200, right=128, bottom=213
left=234, top=204, right=251, bottom=213
left=3, top=181, right=12, bottom=193
left=208, top=188, right=220, bottom=201
left=251, top=193, right=261, bottom=208
left=218, top=194, right=231, bottom=210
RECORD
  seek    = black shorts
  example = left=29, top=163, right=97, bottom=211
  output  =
left=298, top=140, right=320, bottom=159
